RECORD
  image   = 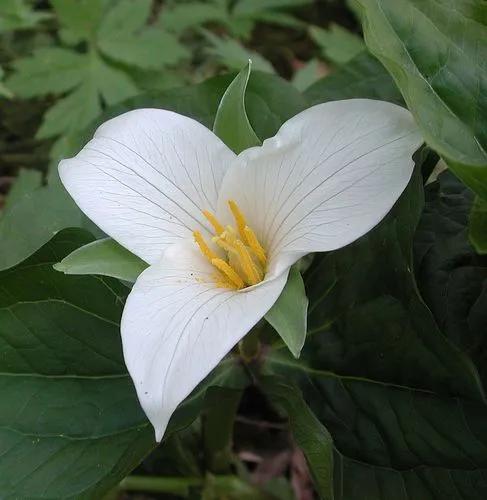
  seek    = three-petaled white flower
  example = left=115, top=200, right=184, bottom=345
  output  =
left=59, top=99, right=421, bottom=441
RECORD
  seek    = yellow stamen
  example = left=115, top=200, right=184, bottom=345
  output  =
left=193, top=231, right=218, bottom=261
left=235, top=240, right=262, bottom=285
left=243, top=226, right=267, bottom=265
left=193, top=201, right=268, bottom=290
left=213, top=236, right=237, bottom=255
left=228, top=200, right=248, bottom=242
left=211, top=258, right=244, bottom=289
left=202, top=210, right=224, bottom=235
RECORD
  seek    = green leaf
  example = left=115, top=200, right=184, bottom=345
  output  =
left=0, top=229, right=248, bottom=498
left=213, top=61, right=261, bottom=153
left=414, top=172, right=487, bottom=385
left=233, top=0, right=311, bottom=14
left=0, top=229, right=154, bottom=498
left=305, top=52, right=402, bottom=106
left=203, top=31, right=275, bottom=73
left=309, top=24, right=365, bottom=65
left=159, top=2, right=228, bottom=34
left=93, top=56, right=140, bottom=106
left=203, top=387, right=242, bottom=473
left=304, top=167, right=484, bottom=400
left=469, top=196, right=487, bottom=254
left=265, top=266, right=308, bottom=358
left=292, top=59, right=322, bottom=92
left=36, top=55, right=138, bottom=139
left=261, top=377, right=334, bottom=500
left=7, top=6, right=143, bottom=139
left=99, top=28, right=189, bottom=70
left=357, top=0, right=487, bottom=200
left=54, top=237, right=148, bottom=282
left=0, top=183, right=88, bottom=272
left=6, top=47, right=88, bottom=98
left=230, top=0, right=309, bottom=33
left=96, top=0, right=188, bottom=70
left=97, top=0, right=152, bottom=37
left=266, top=349, right=487, bottom=500
left=0, top=0, right=51, bottom=33
left=37, top=79, right=101, bottom=139
left=51, top=0, right=106, bottom=43
left=248, top=10, right=305, bottom=30
left=264, top=166, right=487, bottom=497
left=1, top=168, right=42, bottom=214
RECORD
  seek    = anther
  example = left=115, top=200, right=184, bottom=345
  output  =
left=211, top=259, right=244, bottom=289
left=235, top=240, right=262, bottom=285
left=243, top=226, right=266, bottom=265
left=202, top=210, right=225, bottom=235
left=193, top=231, right=218, bottom=261
left=228, top=200, right=248, bottom=242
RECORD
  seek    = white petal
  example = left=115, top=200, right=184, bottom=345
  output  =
left=121, top=241, right=288, bottom=441
left=217, top=99, right=422, bottom=276
left=59, top=109, right=236, bottom=264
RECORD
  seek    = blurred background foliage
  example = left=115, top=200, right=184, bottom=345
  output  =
left=0, top=0, right=364, bottom=209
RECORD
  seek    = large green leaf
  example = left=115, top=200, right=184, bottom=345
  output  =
left=213, top=61, right=261, bottom=153
left=1, top=168, right=42, bottom=214
left=0, top=183, right=87, bottom=272
left=0, top=229, right=154, bottom=498
left=357, top=0, right=487, bottom=200
left=303, top=167, right=484, bottom=400
left=0, top=229, right=247, bottom=498
left=262, top=165, right=487, bottom=498
left=266, top=351, right=487, bottom=500
left=414, top=172, right=487, bottom=384
left=305, top=52, right=402, bottom=106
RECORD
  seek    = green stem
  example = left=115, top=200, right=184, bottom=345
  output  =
left=119, top=475, right=273, bottom=500
left=119, top=475, right=203, bottom=496
left=204, top=387, right=242, bottom=473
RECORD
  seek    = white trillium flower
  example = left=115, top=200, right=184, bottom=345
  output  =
left=59, top=99, right=422, bottom=441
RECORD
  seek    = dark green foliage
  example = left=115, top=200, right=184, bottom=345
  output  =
left=264, top=168, right=487, bottom=499
left=415, top=172, right=487, bottom=384
left=357, top=0, right=487, bottom=200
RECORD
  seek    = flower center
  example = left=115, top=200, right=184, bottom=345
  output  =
left=193, top=200, right=267, bottom=290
